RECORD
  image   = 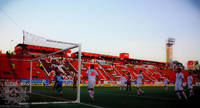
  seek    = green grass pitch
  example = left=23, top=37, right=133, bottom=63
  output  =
left=30, top=86, right=200, bottom=108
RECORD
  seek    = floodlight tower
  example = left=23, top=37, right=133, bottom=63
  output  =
left=166, top=38, right=175, bottom=64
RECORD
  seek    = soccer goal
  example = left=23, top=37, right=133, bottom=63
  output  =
left=20, top=31, right=81, bottom=105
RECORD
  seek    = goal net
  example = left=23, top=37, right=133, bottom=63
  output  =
left=21, top=31, right=81, bottom=105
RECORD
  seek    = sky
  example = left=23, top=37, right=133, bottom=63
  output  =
left=0, top=0, right=199, bottom=66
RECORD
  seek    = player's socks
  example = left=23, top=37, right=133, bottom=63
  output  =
left=139, top=88, right=141, bottom=93
left=88, top=89, right=94, bottom=101
left=92, top=90, right=94, bottom=98
left=89, top=90, right=94, bottom=101
left=141, top=90, right=144, bottom=95
left=137, top=89, right=140, bottom=96
left=189, top=90, right=192, bottom=97
left=182, top=91, right=187, bottom=100
left=189, top=89, right=194, bottom=97
left=88, top=90, right=92, bottom=98
left=139, top=89, right=144, bottom=96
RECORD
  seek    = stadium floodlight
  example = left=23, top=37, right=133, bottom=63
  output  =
left=166, top=38, right=175, bottom=46
left=19, top=31, right=81, bottom=105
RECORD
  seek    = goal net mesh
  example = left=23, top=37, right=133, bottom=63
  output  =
left=23, top=31, right=81, bottom=104
left=23, top=30, right=76, bottom=49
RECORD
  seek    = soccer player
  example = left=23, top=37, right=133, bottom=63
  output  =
left=53, top=68, right=63, bottom=93
left=120, top=74, right=126, bottom=91
left=136, top=70, right=144, bottom=96
left=55, top=72, right=63, bottom=93
left=73, top=73, right=78, bottom=90
left=187, top=72, right=194, bottom=97
left=163, top=75, right=169, bottom=91
left=126, top=73, right=132, bottom=91
left=86, top=65, right=98, bottom=102
left=175, top=68, right=187, bottom=100
left=53, top=72, right=58, bottom=90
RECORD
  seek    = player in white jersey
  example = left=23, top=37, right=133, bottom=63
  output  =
left=163, top=75, right=169, bottom=91
left=187, top=72, right=194, bottom=97
left=86, top=65, right=98, bottom=102
left=175, top=68, right=187, bottom=100
left=120, top=74, right=126, bottom=91
left=136, top=70, right=144, bottom=96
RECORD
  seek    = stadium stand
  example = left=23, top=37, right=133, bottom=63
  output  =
left=0, top=43, right=198, bottom=86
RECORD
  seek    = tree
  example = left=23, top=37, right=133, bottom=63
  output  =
left=173, top=60, right=185, bottom=70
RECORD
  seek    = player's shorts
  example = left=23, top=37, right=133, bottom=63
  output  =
left=120, top=82, right=126, bottom=86
left=88, top=80, right=95, bottom=89
left=127, top=81, right=131, bottom=85
left=56, top=82, right=62, bottom=89
left=136, top=83, right=141, bottom=87
left=175, top=83, right=183, bottom=91
left=187, top=83, right=193, bottom=89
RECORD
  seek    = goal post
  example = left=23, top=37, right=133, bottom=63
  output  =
left=22, top=31, right=82, bottom=105
left=77, top=44, right=81, bottom=103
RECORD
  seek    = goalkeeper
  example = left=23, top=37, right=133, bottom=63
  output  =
left=54, top=68, right=63, bottom=93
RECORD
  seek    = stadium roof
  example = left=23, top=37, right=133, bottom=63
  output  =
left=82, top=52, right=168, bottom=65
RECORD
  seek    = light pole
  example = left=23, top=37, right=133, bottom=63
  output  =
left=166, top=38, right=175, bottom=69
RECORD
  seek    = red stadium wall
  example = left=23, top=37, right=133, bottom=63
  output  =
left=120, top=53, right=129, bottom=59
left=0, top=54, right=46, bottom=80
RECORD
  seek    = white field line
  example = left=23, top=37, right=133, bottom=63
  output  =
left=31, top=92, right=105, bottom=108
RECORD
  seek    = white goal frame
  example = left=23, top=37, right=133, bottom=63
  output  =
left=20, top=42, right=81, bottom=105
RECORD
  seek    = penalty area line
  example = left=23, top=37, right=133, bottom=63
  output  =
left=80, top=102, right=104, bottom=108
